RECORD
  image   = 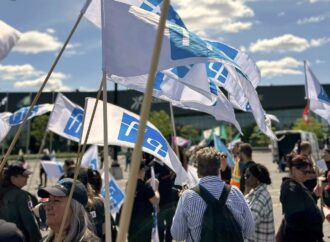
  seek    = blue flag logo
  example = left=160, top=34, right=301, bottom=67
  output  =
left=64, top=108, right=84, bottom=139
left=9, top=106, right=39, bottom=126
left=318, top=86, right=330, bottom=104
left=140, top=0, right=185, bottom=28
left=118, top=113, right=168, bottom=158
left=90, top=159, right=98, bottom=170
left=102, top=179, right=125, bottom=212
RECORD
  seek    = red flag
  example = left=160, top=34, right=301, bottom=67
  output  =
left=302, top=103, right=310, bottom=124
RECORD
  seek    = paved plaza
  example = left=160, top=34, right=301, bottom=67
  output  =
left=24, top=150, right=330, bottom=241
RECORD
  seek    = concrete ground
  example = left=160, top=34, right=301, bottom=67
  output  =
left=24, top=150, right=330, bottom=241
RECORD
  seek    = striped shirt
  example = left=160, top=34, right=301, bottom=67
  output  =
left=171, top=176, right=255, bottom=242
left=245, top=184, right=275, bottom=242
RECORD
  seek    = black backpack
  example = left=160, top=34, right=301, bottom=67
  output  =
left=191, top=184, right=244, bottom=242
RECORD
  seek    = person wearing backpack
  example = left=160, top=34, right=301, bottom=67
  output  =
left=171, top=147, right=255, bottom=242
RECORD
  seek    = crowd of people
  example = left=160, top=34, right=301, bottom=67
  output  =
left=0, top=141, right=329, bottom=242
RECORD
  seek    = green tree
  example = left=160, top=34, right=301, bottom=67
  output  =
left=178, top=124, right=200, bottom=143
left=291, top=117, right=323, bottom=139
left=249, top=125, right=271, bottom=146
left=149, top=110, right=172, bottom=140
left=30, top=115, right=49, bottom=152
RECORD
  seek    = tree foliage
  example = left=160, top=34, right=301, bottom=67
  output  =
left=178, top=124, right=200, bottom=142
left=291, top=117, right=324, bottom=139
left=249, top=125, right=271, bottom=146
left=30, top=115, right=49, bottom=151
left=149, top=110, right=172, bottom=140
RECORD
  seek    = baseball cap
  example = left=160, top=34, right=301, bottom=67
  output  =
left=5, top=164, right=32, bottom=177
left=38, top=178, right=88, bottom=207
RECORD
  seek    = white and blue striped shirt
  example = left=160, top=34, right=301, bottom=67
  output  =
left=171, top=176, right=255, bottom=242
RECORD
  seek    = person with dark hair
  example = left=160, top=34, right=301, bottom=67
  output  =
left=244, top=163, right=275, bottom=242
left=128, top=160, right=160, bottom=242
left=171, top=147, right=254, bottom=242
left=0, top=164, right=41, bottom=242
left=87, top=168, right=103, bottom=196
left=300, top=141, right=318, bottom=197
left=238, top=143, right=255, bottom=194
left=277, top=155, right=323, bottom=242
left=65, top=167, right=108, bottom=240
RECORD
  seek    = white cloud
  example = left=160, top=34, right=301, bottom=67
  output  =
left=249, top=34, right=330, bottom=53
left=309, top=0, right=330, bottom=3
left=0, top=64, right=42, bottom=80
left=315, top=59, right=325, bottom=64
left=13, top=31, right=62, bottom=54
left=256, top=57, right=303, bottom=78
left=174, top=0, right=254, bottom=36
left=13, top=30, right=79, bottom=54
left=0, top=64, right=71, bottom=91
left=46, top=28, right=55, bottom=34
left=14, top=72, right=72, bottom=91
left=278, top=12, right=285, bottom=17
left=297, top=13, right=330, bottom=24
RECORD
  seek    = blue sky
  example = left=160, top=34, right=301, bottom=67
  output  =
left=0, top=0, right=329, bottom=92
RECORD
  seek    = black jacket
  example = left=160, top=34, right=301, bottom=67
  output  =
left=280, top=177, right=323, bottom=242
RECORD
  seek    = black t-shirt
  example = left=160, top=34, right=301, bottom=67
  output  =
left=153, top=163, right=175, bottom=207
left=129, top=179, right=155, bottom=230
left=280, top=178, right=323, bottom=241
left=86, top=197, right=105, bottom=239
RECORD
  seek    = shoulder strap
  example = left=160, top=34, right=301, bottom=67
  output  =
left=191, top=185, right=217, bottom=207
left=191, top=184, right=231, bottom=207
left=218, top=184, right=231, bottom=206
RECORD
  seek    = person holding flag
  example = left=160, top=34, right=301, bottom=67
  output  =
left=127, top=160, right=160, bottom=242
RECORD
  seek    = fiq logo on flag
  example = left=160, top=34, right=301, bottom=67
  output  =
left=117, top=113, right=168, bottom=158
left=64, top=108, right=84, bottom=139
left=9, top=106, right=39, bottom=125
left=101, top=178, right=125, bottom=213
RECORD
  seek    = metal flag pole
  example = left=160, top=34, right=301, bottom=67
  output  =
left=0, top=0, right=92, bottom=173
left=116, top=0, right=170, bottom=241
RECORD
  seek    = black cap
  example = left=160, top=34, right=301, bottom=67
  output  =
left=0, top=219, right=24, bottom=242
left=38, top=178, right=88, bottom=207
left=5, top=164, right=32, bottom=177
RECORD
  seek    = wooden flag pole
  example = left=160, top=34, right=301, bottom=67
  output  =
left=102, top=73, right=112, bottom=242
left=0, top=0, right=90, bottom=173
left=116, top=0, right=170, bottom=241
left=169, top=102, right=180, bottom=158
left=56, top=77, right=103, bottom=242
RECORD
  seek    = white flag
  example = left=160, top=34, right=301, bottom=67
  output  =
left=101, top=173, right=125, bottom=215
left=226, top=66, right=276, bottom=140
left=2, top=104, right=53, bottom=126
left=81, top=145, right=100, bottom=170
left=111, top=74, right=241, bottom=132
left=47, top=93, right=84, bottom=142
left=98, top=0, right=240, bottom=77
left=0, top=20, right=21, bottom=61
left=0, top=117, right=11, bottom=143
left=81, top=98, right=189, bottom=185
left=41, top=160, right=64, bottom=181
left=304, top=61, right=330, bottom=124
